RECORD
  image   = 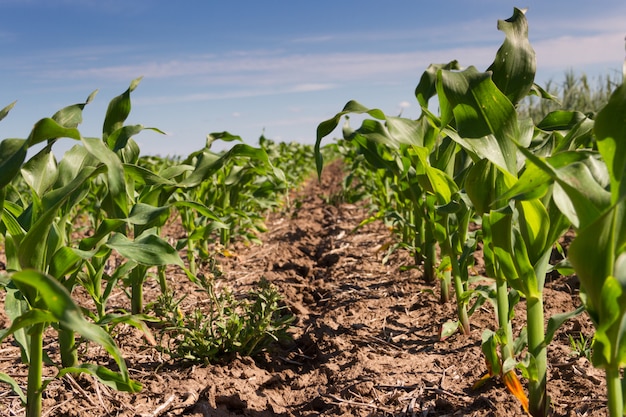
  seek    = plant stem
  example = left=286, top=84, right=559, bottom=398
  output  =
left=130, top=266, right=147, bottom=315
left=157, top=266, right=168, bottom=294
left=58, top=325, right=77, bottom=368
left=450, top=255, right=470, bottom=335
left=527, top=248, right=552, bottom=417
left=421, top=215, right=438, bottom=284
left=527, top=294, right=547, bottom=417
left=440, top=266, right=451, bottom=304
left=26, top=323, right=44, bottom=417
left=495, top=275, right=514, bottom=361
left=606, top=367, right=623, bottom=417
left=440, top=232, right=470, bottom=334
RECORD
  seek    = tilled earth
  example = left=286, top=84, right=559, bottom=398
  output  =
left=0, top=161, right=607, bottom=416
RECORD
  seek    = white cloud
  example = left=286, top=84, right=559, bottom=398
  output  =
left=17, top=13, right=624, bottom=107
left=533, top=32, right=624, bottom=68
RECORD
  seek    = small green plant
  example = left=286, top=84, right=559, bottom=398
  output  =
left=568, top=332, right=593, bottom=361
left=152, top=265, right=294, bottom=364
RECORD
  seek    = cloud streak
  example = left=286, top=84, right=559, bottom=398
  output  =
left=20, top=15, right=624, bottom=105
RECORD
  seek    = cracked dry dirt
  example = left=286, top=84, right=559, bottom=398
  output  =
left=0, top=160, right=608, bottom=416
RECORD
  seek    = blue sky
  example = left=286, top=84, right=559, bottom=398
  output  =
left=0, top=1, right=624, bottom=157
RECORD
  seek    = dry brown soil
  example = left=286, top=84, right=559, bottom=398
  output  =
left=0, top=161, right=608, bottom=416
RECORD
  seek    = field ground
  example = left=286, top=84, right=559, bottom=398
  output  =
left=0, top=161, right=608, bottom=416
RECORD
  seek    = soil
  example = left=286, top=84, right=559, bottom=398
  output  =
left=0, top=160, right=608, bottom=416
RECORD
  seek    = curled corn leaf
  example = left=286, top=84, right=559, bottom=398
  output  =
left=503, top=369, right=530, bottom=414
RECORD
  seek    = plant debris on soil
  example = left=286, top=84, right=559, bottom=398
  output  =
left=0, top=160, right=609, bottom=416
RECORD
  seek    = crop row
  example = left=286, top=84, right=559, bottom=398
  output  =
left=0, top=80, right=321, bottom=416
left=315, top=8, right=626, bottom=417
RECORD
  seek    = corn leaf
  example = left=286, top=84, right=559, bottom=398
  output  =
left=0, top=101, right=16, bottom=122
left=20, top=146, right=58, bottom=198
left=569, top=202, right=626, bottom=331
left=26, top=117, right=81, bottom=147
left=0, top=373, right=25, bottom=404
left=51, top=90, right=97, bottom=128
left=0, top=138, right=28, bottom=189
left=103, top=77, right=142, bottom=144
left=9, top=270, right=136, bottom=389
left=106, top=230, right=184, bottom=267
left=486, top=8, right=536, bottom=105
left=595, top=82, right=626, bottom=203
left=57, top=364, right=141, bottom=393
left=82, top=137, right=127, bottom=214
left=437, top=67, right=519, bottom=174
left=414, top=61, right=460, bottom=108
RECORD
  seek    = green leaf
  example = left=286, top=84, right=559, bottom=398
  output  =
left=595, top=82, right=626, bottom=203
left=414, top=61, right=460, bottom=108
left=591, top=276, right=623, bottom=368
left=9, top=270, right=134, bottom=384
left=510, top=228, right=536, bottom=297
left=0, top=138, right=28, bottom=189
left=544, top=305, right=584, bottom=346
left=81, top=137, right=127, bottom=213
left=440, top=320, right=460, bottom=340
left=106, top=230, right=184, bottom=267
left=18, top=166, right=101, bottom=269
left=126, top=203, right=170, bottom=225
left=20, top=145, right=58, bottom=197
left=49, top=246, right=95, bottom=278
left=516, top=199, right=549, bottom=265
left=57, top=364, right=141, bottom=393
left=481, top=329, right=502, bottom=376
left=51, top=90, right=97, bottom=128
left=124, top=164, right=178, bottom=186
left=437, top=67, right=519, bottom=174
left=206, top=131, right=243, bottom=148
left=517, top=148, right=610, bottom=229
left=486, top=8, right=536, bottom=105
left=0, top=101, right=16, bottom=122
left=570, top=201, right=626, bottom=323
left=26, top=117, right=82, bottom=147
left=465, top=159, right=516, bottom=214
left=3, top=285, right=32, bottom=361
left=314, top=100, right=419, bottom=178
left=501, top=161, right=551, bottom=202
left=536, top=110, right=588, bottom=132
left=171, top=200, right=229, bottom=229
left=0, top=309, right=56, bottom=343
left=178, top=144, right=272, bottom=188
left=0, top=372, right=26, bottom=403
left=103, top=77, right=142, bottom=143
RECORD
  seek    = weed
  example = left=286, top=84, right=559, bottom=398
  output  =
left=568, top=332, right=592, bottom=361
left=152, top=263, right=294, bottom=364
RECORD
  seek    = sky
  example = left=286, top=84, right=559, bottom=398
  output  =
left=0, top=0, right=624, bottom=157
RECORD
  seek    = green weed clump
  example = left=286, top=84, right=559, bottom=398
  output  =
left=151, top=267, right=294, bottom=363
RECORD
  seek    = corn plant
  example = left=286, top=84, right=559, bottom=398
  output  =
left=0, top=93, right=147, bottom=416
left=520, top=63, right=626, bottom=415
left=0, top=270, right=140, bottom=417
left=0, top=77, right=233, bottom=416
left=314, top=8, right=597, bottom=416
